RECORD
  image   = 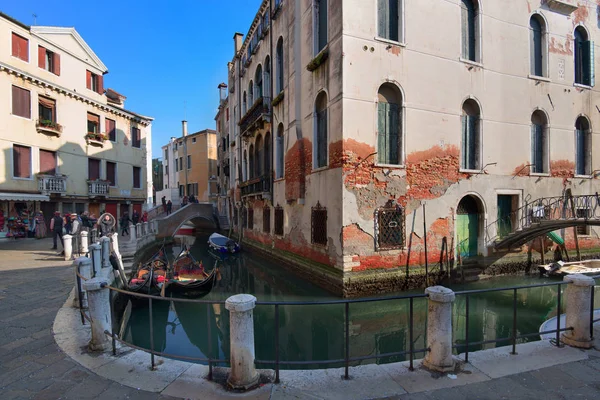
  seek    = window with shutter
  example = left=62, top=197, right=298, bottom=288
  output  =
left=133, top=167, right=141, bottom=189
left=531, top=111, right=548, bottom=174
left=377, top=84, right=403, bottom=165
left=530, top=16, right=544, bottom=77
left=460, top=0, right=477, bottom=62
left=13, top=145, right=31, bottom=179
left=11, top=33, right=29, bottom=62
left=106, top=162, right=116, bottom=186
left=276, top=124, right=284, bottom=179
left=132, top=127, right=141, bottom=148
left=461, top=99, right=481, bottom=170
left=87, top=113, right=100, bottom=134
left=574, top=27, right=592, bottom=86
left=88, top=158, right=100, bottom=180
left=378, top=0, right=400, bottom=42
left=315, top=0, right=328, bottom=54
left=276, top=38, right=284, bottom=93
left=317, top=109, right=328, bottom=168
left=575, top=117, right=591, bottom=176
left=106, top=119, right=116, bottom=142
left=39, top=97, right=56, bottom=123
left=12, top=86, right=31, bottom=119
left=39, top=150, right=57, bottom=175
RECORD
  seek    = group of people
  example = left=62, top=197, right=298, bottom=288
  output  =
left=161, top=196, right=173, bottom=215
left=118, top=209, right=148, bottom=236
left=49, top=211, right=98, bottom=253
left=160, top=195, right=199, bottom=216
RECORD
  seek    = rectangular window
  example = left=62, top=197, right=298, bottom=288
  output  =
left=13, top=145, right=31, bottom=178
left=192, top=138, right=196, bottom=144
left=187, top=155, right=191, bottom=169
left=311, top=202, right=327, bottom=245
left=263, top=206, right=271, bottom=233
left=175, top=159, right=178, bottom=172
left=38, top=96, right=56, bottom=123
left=315, top=0, right=328, bottom=54
left=131, top=127, right=141, bottom=148
left=106, top=162, right=116, bottom=186
left=12, top=86, right=31, bottom=119
left=461, top=0, right=478, bottom=62
left=248, top=208, right=254, bottom=230
left=576, top=209, right=591, bottom=235
left=106, top=119, right=116, bottom=142
left=377, top=102, right=401, bottom=165
left=133, top=166, right=141, bottom=189
left=531, top=124, right=547, bottom=174
left=87, top=112, right=100, bottom=134
left=461, top=115, right=480, bottom=170
left=274, top=206, right=284, bottom=235
left=165, top=149, right=168, bottom=159
left=179, top=157, right=183, bottom=171
left=11, top=33, right=29, bottom=62
left=86, top=70, right=104, bottom=94
left=377, top=0, right=401, bottom=42
left=39, top=149, right=57, bottom=175
left=38, top=46, right=60, bottom=75
left=88, top=158, right=100, bottom=181
left=316, top=109, right=327, bottom=168
left=375, top=206, right=405, bottom=250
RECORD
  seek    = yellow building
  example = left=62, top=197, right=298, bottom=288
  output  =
left=0, top=13, right=153, bottom=234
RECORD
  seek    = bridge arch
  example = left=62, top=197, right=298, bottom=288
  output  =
left=155, top=203, right=219, bottom=238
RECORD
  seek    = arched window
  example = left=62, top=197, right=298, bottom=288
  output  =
left=264, top=57, right=271, bottom=99
left=264, top=132, right=271, bottom=180
left=377, top=0, right=403, bottom=42
left=242, top=91, right=247, bottom=115
left=461, top=99, right=481, bottom=170
left=530, top=14, right=546, bottom=77
left=248, top=80, right=254, bottom=106
left=243, top=150, right=248, bottom=181
left=276, top=123, right=284, bottom=179
left=575, top=116, right=592, bottom=176
left=460, top=0, right=479, bottom=62
left=255, top=135, right=263, bottom=177
left=276, top=37, right=284, bottom=94
left=574, top=26, right=593, bottom=86
left=314, top=0, right=328, bottom=55
left=314, top=91, right=328, bottom=168
left=531, top=110, right=548, bottom=174
left=255, top=65, right=263, bottom=100
left=249, top=144, right=255, bottom=179
left=377, top=83, right=402, bottom=165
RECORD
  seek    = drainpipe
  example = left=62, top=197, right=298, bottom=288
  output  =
left=269, top=0, right=274, bottom=203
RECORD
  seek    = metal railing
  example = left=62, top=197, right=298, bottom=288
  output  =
left=239, top=96, right=271, bottom=136
left=79, top=278, right=600, bottom=383
left=240, top=175, right=271, bottom=196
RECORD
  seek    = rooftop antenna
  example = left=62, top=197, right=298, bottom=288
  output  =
left=32, top=13, right=37, bottom=25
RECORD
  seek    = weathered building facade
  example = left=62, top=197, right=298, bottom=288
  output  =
left=227, top=0, right=600, bottom=295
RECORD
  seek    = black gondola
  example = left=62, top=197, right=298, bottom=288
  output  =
left=165, top=245, right=218, bottom=297
left=127, top=247, right=169, bottom=304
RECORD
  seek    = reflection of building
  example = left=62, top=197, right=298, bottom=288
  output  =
left=222, top=0, right=600, bottom=295
left=0, top=13, right=153, bottom=234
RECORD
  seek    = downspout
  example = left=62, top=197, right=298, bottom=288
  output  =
left=237, top=49, right=243, bottom=232
left=269, top=0, right=274, bottom=203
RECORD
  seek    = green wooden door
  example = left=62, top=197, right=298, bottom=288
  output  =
left=497, top=195, right=513, bottom=239
left=457, top=213, right=479, bottom=258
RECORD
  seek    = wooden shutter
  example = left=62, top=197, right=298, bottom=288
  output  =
left=106, top=119, right=116, bottom=141
left=388, top=103, right=400, bottom=164
left=11, top=33, right=19, bottom=58
left=378, top=102, right=388, bottom=164
left=39, top=150, right=56, bottom=175
left=53, top=53, right=61, bottom=76
left=38, top=46, right=46, bottom=69
left=378, top=0, right=389, bottom=39
left=12, top=86, right=31, bottom=119
left=461, top=115, right=468, bottom=168
left=276, top=134, right=283, bottom=178
left=12, top=33, right=28, bottom=61
left=86, top=70, right=92, bottom=89
left=584, top=41, right=595, bottom=86
left=461, top=2, right=469, bottom=59
left=531, top=19, right=543, bottom=76
left=468, top=116, right=477, bottom=170
left=98, top=75, right=104, bottom=94
left=461, top=0, right=476, bottom=61
left=532, top=125, right=543, bottom=173
left=133, top=167, right=141, bottom=188
left=106, top=162, right=116, bottom=186
left=13, top=145, right=31, bottom=178
left=88, top=159, right=100, bottom=180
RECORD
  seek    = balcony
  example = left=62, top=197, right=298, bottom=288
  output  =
left=240, top=175, right=271, bottom=198
left=36, top=119, right=63, bottom=137
left=85, top=132, right=107, bottom=147
left=88, top=179, right=110, bottom=197
left=239, top=96, right=271, bottom=137
left=38, top=174, right=67, bottom=195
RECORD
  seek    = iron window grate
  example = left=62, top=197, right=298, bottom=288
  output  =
left=274, top=206, right=284, bottom=236
left=375, top=205, right=405, bottom=251
left=311, top=202, right=328, bottom=246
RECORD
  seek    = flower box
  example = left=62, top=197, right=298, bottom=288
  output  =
left=36, top=119, right=63, bottom=136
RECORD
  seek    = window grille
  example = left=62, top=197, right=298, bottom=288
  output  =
left=248, top=208, right=254, bottom=230
left=311, top=202, right=327, bottom=246
left=263, top=206, right=271, bottom=233
left=375, top=203, right=405, bottom=250
left=274, top=205, right=284, bottom=236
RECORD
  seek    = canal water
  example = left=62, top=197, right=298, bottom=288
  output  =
left=118, top=233, right=600, bottom=369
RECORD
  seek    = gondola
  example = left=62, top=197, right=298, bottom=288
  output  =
left=165, top=245, right=218, bottom=297
left=127, top=247, right=169, bottom=304
left=208, top=232, right=240, bottom=254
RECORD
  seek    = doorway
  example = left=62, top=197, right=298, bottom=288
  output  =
left=40, top=202, right=57, bottom=237
left=105, top=203, right=117, bottom=220
left=497, top=195, right=518, bottom=239
left=457, top=195, right=483, bottom=258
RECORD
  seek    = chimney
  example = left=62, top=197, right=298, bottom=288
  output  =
left=182, top=120, right=188, bottom=137
left=233, top=32, right=243, bottom=55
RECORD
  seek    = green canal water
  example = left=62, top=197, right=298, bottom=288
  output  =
left=118, top=234, right=600, bottom=369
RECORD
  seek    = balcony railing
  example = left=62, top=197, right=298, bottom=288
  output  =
left=88, top=179, right=110, bottom=197
left=36, top=119, right=63, bottom=136
left=240, top=174, right=271, bottom=197
left=239, top=96, right=271, bottom=136
left=38, top=174, right=67, bottom=195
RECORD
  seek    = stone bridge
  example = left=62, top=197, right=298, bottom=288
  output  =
left=155, top=203, right=219, bottom=239
left=488, top=193, right=600, bottom=249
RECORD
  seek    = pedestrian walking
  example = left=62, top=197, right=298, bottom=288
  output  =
left=141, top=211, right=148, bottom=223
left=162, top=196, right=167, bottom=214
left=167, top=200, right=172, bottom=215
left=132, top=209, right=140, bottom=225
left=50, top=211, right=64, bottom=252
left=120, top=212, right=133, bottom=236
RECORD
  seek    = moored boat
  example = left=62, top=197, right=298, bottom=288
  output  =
left=208, top=232, right=240, bottom=254
left=127, top=248, right=169, bottom=304
left=165, top=245, right=218, bottom=297
left=538, top=259, right=600, bottom=278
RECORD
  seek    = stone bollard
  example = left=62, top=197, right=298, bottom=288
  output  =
left=130, top=223, right=137, bottom=241
left=225, top=294, right=260, bottom=390
left=81, top=231, right=89, bottom=254
left=100, top=237, right=111, bottom=269
left=63, top=234, right=73, bottom=261
left=136, top=223, right=142, bottom=238
left=423, top=286, right=456, bottom=372
left=562, top=274, right=595, bottom=349
left=83, top=277, right=111, bottom=351
left=143, top=221, right=148, bottom=236
left=89, top=244, right=102, bottom=277
left=73, top=257, right=92, bottom=308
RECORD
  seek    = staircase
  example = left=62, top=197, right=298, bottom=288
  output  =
left=451, top=260, right=485, bottom=283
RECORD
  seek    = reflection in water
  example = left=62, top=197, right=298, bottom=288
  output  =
left=119, top=233, right=600, bottom=369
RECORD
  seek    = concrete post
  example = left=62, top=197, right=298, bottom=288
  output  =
left=89, top=244, right=102, bottom=277
left=130, top=223, right=137, bottom=242
left=562, top=274, right=595, bottom=349
left=80, top=231, right=89, bottom=254
left=136, top=223, right=142, bottom=238
left=225, top=294, right=260, bottom=390
left=143, top=221, right=148, bottom=236
left=83, top=277, right=111, bottom=351
left=73, top=257, right=92, bottom=308
left=423, top=286, right=456, bottom=372
left=100, top=237, right=111, bottom=269
left=63, top=234, right=73, bottom=261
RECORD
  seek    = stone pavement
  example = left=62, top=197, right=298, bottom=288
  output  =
left=2, top=238, right=600, bottom=399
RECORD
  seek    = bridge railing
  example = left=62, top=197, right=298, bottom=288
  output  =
left=486, top=193, right=600, bottom=246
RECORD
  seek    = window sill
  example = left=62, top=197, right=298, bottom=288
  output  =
left=11, top=114, right=31, bottom=121
left=459, top=168, right=483, bottom=174
left=528, top=74, right=551, bottom=82
left=574, top=174, right=593, bottom=179
left=307, top=46, right=329, bottom=72
left=11, top=55, right=29, bottom=64
left=529, top=172, right=551, bottom=177
left=459, top=58, right=483, bottom=68
left=12, top=176, right=33, bottom=181
left=273, top=177, right=284, bottom=183
left=312, top=166, right=329, bottom=173
left=574, top=83, right=593, bottom=90
left=375, top=163, right=405, bottom=169
left=374, top=37, right=406, bottom=47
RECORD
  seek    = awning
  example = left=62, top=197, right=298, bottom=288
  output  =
left=0, top=192, right=50, bottom=202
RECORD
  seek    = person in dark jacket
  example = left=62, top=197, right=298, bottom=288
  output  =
left=120, top=212, right=133, bottom=236
left=132, top=209, right=140, bottom=225
left=167, top=200, right=173, bottom=215
left=50, top=211, right=63, bottom=250
left=63, top=213, right=72, bottom=235
left=100, top=214, right=114, bottom=237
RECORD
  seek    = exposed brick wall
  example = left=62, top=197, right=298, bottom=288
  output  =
left=285, top=138, right=312, bottom=201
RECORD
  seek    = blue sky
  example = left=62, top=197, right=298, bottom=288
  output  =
left=2, top=0, right=262, bottom=158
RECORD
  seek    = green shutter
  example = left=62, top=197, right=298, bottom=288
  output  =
left=461, top=115, right=467, bottom=168
left=389, top=0, right=399, bottom=42
left=589, top=41, right=595, bottom=87
left=378, top=103, right=388, bottom=164
left=318, top=0, right=328, bottom=52
left=388, top=103, right=400, bottom=164
left=468, top=116, right=477, bottom=169
left=378, top=0, right=389, bottom=39
left=317, top=109, right=328, bottom=167
left=461, top=2, right=469, bottom=59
